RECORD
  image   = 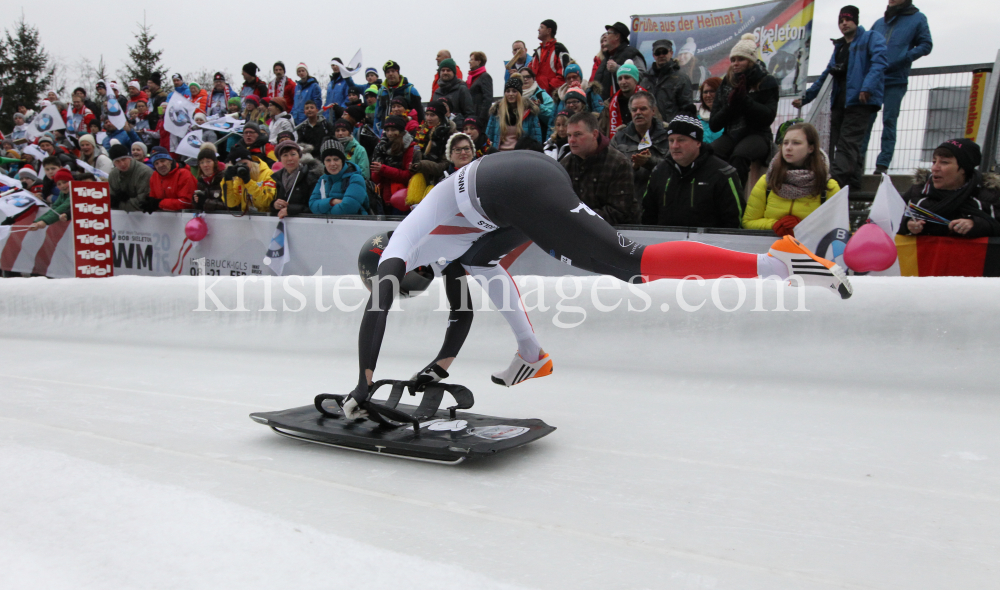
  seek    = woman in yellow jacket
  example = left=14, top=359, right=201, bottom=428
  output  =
left=742, top=122, right=839, bottom=236
left=222, top=146, right=277, bottom=212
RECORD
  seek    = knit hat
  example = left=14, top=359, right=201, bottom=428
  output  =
left=320, top=139, right=346, bottom=162
left=228, top=97, right=242, bottom=106
left=243, top=62, right=259, bottom=77
left=150, top=72, right=162, bottom=86
left=564, top=63, right=583, bottom=79
left=244, top=121, right=261, bottom=135
left=270, top=97, right=287, bottom=112
left=296, top=62, right=308, bottom=73
left=197, top=146, right=218, bottom=161
left=666, top=113, right=704, bottom=142
left=228, top=145, right=251, bottom=163
left=96, top=80, right=106, bottom=90
left=131, top=141, right=148, bottom=158
left=172, top=73, right=183, bottom=82
left=564, top=87, right=587, bottom=104
left=445, top=133, right=474, bottom=163
left=438, top=58, right=457, bottom=73
left=605, top=22, right=630, bottom=43
left=53, top=168, right=74, bottom=183
left=462, top=117, right=482, bottom=131
left=244, top=94, right=261, bottom=107
left=17, top=165, right=38, bottom=179
left=275, top=140, right=302, bottom=158
left=730, top=33, right=759, bottom=61
left=214, top=72, right=226, bottom=82
left=189, top=82, right=201, bottom=92
left=149, top=146, right=172, bottom=163
left=78, top=134, right=98, bottom=148
left=390, top=97, right=407, bottom=108
left=383, top=60, right=400, bottom=73
left=555, top=110, right=571, bottom=119
left=616, top=60, right=640, bottom=83
left=365, top=67, right=378, bottom=77
left=652, top=39, right=674, bottom=52
left=345, top=105, right=366, bottom=122
left=425, top=101, right=446, bottom=119
left=541, top=19, right=558, bottom=36
left=333, top=119, right=353, bottom=132
left=364, top=84, right=378, bottom=96
left=937, top=138, right=982, bottom=178
left=37, top=133, right=55, bottom=146
left=678, top=37, right=697, bottom=57
left=383, top=116, right=407, bottom=131
left=128, top=80, right=141, bottom=91
left=109, top=144, right=130, bottom=161
left=194, top=112, right=207, bottom=123
left=839, top=5, right=860, bottom=24
left=505, top=74, right=524, bottom=93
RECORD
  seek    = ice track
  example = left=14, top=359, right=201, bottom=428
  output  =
left=0, top=275, right=997, bottom=589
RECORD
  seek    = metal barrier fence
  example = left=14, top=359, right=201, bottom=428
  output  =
left=772, top=63, right=994, bottom=176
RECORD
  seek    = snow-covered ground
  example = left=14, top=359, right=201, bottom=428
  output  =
left=1, top=275, right=997, bottom=589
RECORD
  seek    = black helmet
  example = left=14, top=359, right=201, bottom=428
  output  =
left=358, top=231, right=434, bottom=297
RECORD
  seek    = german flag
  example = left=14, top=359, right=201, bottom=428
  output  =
left=896, top=235, right=1000, bottom=276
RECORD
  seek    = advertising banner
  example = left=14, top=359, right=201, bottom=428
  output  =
left=630, top=0, right=814, bottom=95
left=966, top=69, right=991, bottom=141
left=69, top=182, right=114, bottom=277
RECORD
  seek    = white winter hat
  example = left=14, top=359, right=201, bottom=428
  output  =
left=730, top=33, right=758, bottom=61
left=445, top=132, right=474, bottom=163
left=128, top=80, right=141, bottom=90
left=78, top=134, right=98, bottom=148
left=297, top=62, right=308, bottom=72
left=678, top=37, right=697, bottom=57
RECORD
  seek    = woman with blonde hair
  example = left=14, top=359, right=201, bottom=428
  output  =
left=485, top=74, right=541, bottom=151
left=742, top=122, right=839, bottom=235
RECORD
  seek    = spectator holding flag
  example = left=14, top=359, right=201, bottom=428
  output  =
left=125, top=81, right=148, bottom=114
left=189, top=82, right=209, bottom=114
left=292, top=64, right=323, bottom=125
left=78, top=134, right=113, bottom=176
left=269, top=140, right=322, bottom=218
left=28, top=168, right=72, bottom=231
left=68, top=95, right=96, bottom=136
left=208, top=73, right=235, bottom=118
left=167, top=74, right=191, bottom=101
left=325, top=58, right=357, bottom=114
left=268, top=62, right=296, bottom=112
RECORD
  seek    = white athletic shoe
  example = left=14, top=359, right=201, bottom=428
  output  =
left=768, top=235, right=853, bottom=299
left=491, top=352, right=554, bottom=387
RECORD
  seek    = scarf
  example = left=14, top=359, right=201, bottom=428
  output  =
left=269, top=75, right=288, bottom=97
left=917, top=171, right=994, bottom=223
left=766, top=157, right=820, bottom=200
left=521, top=80, right=539, bottom=98
left=608, top=86, right=645, bottom=140
left=280, top=167, right=300, bottom=196
left=467, top=66, right=487, bottom=88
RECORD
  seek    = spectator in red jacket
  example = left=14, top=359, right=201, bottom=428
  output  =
left=371, top=116, right=420, bottom=214
left=268, top=61, right=296, bottom=113
left=189, top=83, right=209, bottom=114
left=533, top=19, right=570, bottom=93
left=148, top=147, right=196, bottom=211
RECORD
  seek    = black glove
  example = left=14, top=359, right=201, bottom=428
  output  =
left=236, top=166, right=251, bottom=183
left=408, top=361, right=449, bottom=394
left=223, top=166, right=237, bottom=181
left=141, top=198, right=159, bottom=214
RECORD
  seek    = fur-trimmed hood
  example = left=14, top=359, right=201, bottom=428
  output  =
left=555, top=80, right=603, bottom=102
left=488, top=96, right=540, bottom=117
left=914, top=168, right=1000, bottom=191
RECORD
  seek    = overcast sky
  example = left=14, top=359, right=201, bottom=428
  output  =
left=14, top=0, right=999, bottom=98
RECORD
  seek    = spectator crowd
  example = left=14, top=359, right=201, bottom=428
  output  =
left=3, top=4, right=998, bottom=240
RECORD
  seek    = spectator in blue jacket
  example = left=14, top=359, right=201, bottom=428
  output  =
left=166, top=73, right=191, bottom=102
left=795, top=5, right=887, bottom=191
left=375, top=61, right=424, bottom=136
left=325, top=59, right=357, bottom=117
left=861, top=0, right=932, bottom=173
left=101, top=119, right=141, bottom=152
left=309, top=139, right=369, bottom=215
left=292, top=64, right=323, bottom=125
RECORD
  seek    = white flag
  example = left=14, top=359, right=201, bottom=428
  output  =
left=165, top=92, right=196, bottom=138
left=263, top=220, right=291, bottom=276
left=175, top=128, right=205, bottom=159
left=868, top=173, right=907, bottom=236
left=23, top=144, right=48, bottom=162
left=330, top=49, right=364, bottom=78
left=25, top=103, right=66, bottom=139
left=75, top=159, right=110, bottom=180
left=0, top=173, right=23, bottom=190
left=104, top=97, right=128, bottom=130
left=792, top=186, right=851, bottom=269
left=0, top=190, right=46, bottom=220
left=200, top=115, right=244, bottom=135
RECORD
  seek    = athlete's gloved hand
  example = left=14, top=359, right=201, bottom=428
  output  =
left=340, top=396, right=368, bottom=420
left=409, top=361, right=449, bottom=393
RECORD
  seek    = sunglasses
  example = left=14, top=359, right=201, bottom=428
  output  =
left=654, top=49, right=671, bottom=56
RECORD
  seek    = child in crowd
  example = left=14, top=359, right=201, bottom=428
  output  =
left=29, top=168, right=73, bottom=231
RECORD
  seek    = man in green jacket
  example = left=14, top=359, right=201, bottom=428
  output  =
left=107, top=144, right=153, bottom=212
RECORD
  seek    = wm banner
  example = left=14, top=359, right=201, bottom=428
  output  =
left=630, top=0, right=814, bottom=95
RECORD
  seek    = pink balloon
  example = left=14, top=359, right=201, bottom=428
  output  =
left=844, top=223, right=897, bottom=272
left=185, top=216, right=208, bottom=242
left=389, top=187, right=409, bottom=212
left=271, top=162, right=284, bottom=172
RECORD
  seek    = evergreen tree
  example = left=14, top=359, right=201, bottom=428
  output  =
left=121, top=16, right=167, bottom=85
left=94, top=55, right=109, bottom=84
left=0, top=15, right=53, bottom=125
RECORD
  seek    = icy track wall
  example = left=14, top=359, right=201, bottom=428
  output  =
left=0, top=275, right=994, bottom=390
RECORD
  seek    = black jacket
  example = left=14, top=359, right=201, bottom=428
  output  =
left=468, top=72, right=494, bottom=127
left=432, top=78, right=475, bottom=122
left=295, top=118, right=335, bottom=158
left=269, top=155, right=324, bottom=217
left=898, top=169, right=1000, bottom=238
left=638, top=60, right=694, bottom=125
left=641, top=145, right=745, bottom=228
left=194, top=162, right=231, bottom=211
left=710, top=61, right=779, bottom=144
left=595, top=44, right=647, bottom=100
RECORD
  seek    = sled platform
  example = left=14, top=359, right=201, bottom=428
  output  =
left=250, top=379, right=555, bottom=465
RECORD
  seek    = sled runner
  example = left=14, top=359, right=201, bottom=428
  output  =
left=250, top=379, right=556, bottom=465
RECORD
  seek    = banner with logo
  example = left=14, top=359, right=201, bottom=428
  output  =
left=200, top=115, right=244, bottom=136
left=0, top=191, right=45, bottom=219
left=176, top=128, right=205, bottom=159
left=25, top=103, right=67, bottom=139
left=792, top=186, right=850, bottom=268
left=76, top=159, right=110, bottom=180
left=104, top=97, right=128, bottom=131
left=630, top=0, right=813, bottom=95
left=263, top=220, right=291, bottom=276
left=165, top=92, right=196, bottom=138
left=69, top=182, right=114, bottom=277
left=965, top=69, right=991, bottom=142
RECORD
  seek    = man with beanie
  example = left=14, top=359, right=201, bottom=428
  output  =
left=268, top=62, right=296, bottom=113
left=594, top=22, right=647, bottom=100
left=365, top=67, right=382, bottom=88
left=641, top=113, right=744, bottom=228
left=898, top=138, right=1000, bottom=238
left=431, top=51, right=464, bottom=99
left=146, top=73, right=168, bottom=128
left=375, top=61, right=424, bottom=136
left=148, top=146, right=196, bottom=211
left=863, top=0, right=933, bottom=173
left=108, top=143, right=153, bottom=212
left=209, top=73, right=236, bottom=118
left=432, top=59, right=475, bottom=122
left=795, top=6, right=887, bottom=192
left=292, top=64, right=323, bottom=125
left=325, top=58, right=359, bottom=115
left=562, top=111, right=638, bottom=224
left=532, top=20, right=570, bottom=93
left=240, top=63, right=270, bottom=108
left=608, top=60, right=646, bottom=140
left=639, top=39, right=694, bottom=126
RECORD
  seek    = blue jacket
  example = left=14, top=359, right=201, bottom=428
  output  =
left=325, top=74, right=357, bottom=109
left=102, top=128, right=141, bottom=152
left=803, top=26, right=888, bottom=109
left=309, top=162, right=368, bottom=215
left=527, top=87, right=555, bottom=136
left=166, top=83, right=191, bottom=102
left=485, top=100, right=543, bottom=147
left=375, top=78, right=423, bottom=136
left=503, top=56, right=533, bottom=83
left=871, top=8, right=932, bottom=86
left=292, top=77, right=323, bottom=125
